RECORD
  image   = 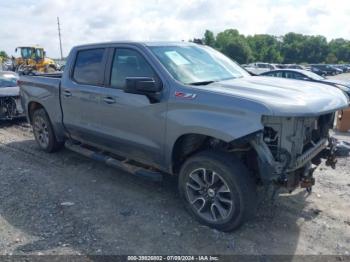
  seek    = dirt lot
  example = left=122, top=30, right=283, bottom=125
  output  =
left=0, top=74, right=349, bottom=257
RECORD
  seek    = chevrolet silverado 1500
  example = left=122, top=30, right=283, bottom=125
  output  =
left=19, top=42, right=349, bottom=231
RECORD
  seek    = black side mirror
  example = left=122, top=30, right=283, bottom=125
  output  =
left=124, top=77, right=162, bottom=94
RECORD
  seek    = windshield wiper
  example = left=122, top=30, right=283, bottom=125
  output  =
left=188, top=80, right=216, bottom=86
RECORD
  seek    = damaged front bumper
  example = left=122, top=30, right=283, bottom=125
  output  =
left=251, top=134, right=337, bottom=191
left=250, top=114, right=338, bottom=192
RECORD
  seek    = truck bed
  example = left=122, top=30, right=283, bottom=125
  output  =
left=19, top=74, right=64, bottom=139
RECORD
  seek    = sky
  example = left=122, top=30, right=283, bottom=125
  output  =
left=1, top=0, right=350, bottom=58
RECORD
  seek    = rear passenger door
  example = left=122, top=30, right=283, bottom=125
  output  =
left=60, top=47, right=109, bottom=144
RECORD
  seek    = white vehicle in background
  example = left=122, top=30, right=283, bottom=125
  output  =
left=0, top=71, right=24, bottom=120
left=243, top=62, right=277, bottom=75
left=286, top=64, right=310, bottom=71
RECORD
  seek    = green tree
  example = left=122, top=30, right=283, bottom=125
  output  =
left=221, top=39, right=253, bottom=64
left=215, top=29, right=253, bottom=63
left=203, top=30, right=216, bottom=47
left=328, top=38, right=350, bottom=62
left=246, top=34, right=283, bottom=63
left=215, top=29, right=240, bottom=49
left=302, top=35, right=328, bottom=63
left=200, top=29, right=350, bottom=64
left=325, top=53, right=338, bottom=64
left=0, top=51, right=8, bottom=60
left=281, top=32, right=307, bottom=63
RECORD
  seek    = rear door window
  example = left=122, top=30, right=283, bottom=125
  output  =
left=275, top=71, right=283, bottom=77
left=264, top=72, right=274, bottom=77
left=293, top=72, right=306, bottom=80
left=284, top=72, right=296, bottom=79
left=73, top=48, right=106, bottom=86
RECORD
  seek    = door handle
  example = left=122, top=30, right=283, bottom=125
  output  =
left=63, top=90, right=72, bottom=97
left=103, top=97, right=116, bottom=104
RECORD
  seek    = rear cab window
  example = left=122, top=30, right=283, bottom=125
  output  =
left=72, top=48, right=106, bottom=86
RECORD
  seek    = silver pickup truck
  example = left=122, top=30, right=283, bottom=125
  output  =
left=19, top=42, right=349, bottom=231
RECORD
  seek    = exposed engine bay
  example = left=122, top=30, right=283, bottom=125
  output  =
left=251, top=113, right=336, bottom=191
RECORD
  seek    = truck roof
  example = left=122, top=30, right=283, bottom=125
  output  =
left=73, top=41, right=197, bottom=49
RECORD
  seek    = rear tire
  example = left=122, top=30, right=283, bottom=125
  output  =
left=32, top=108, right=63, bottom=152
left=178, top=150, right=257, bottom=231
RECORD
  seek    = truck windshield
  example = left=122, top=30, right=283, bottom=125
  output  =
left=149, top=45, right=249, bottom=85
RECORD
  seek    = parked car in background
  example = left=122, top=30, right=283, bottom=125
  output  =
left=243, top=62, right=276, bottom=75
left=330, top=65, right=343, bottom=74
left=286, top=64, right=308, bottom=70
left=332, top=64, right=350, bottom=73
left=311, top=64, right=340, bottom=76
left=0, top=71, right=24, bottom=120
left=271, top=63, right=286, bottom=69
left=260, top=69, right=350, bottom=97
left=310, top=66, right=327, bottom=76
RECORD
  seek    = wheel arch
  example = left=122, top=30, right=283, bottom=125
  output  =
left=27, top=101, right=65, bottom=142
left=170, top=131, right=263, bottom=177
left=28, top=101, right=44, bottom=124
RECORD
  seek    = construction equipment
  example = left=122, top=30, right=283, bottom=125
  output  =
left=14, top=46, right=57, bottom=74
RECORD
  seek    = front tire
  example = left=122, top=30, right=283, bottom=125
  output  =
left=178, top=150, right=257, bottom=231
left=32, top=108, right=63, bottom=152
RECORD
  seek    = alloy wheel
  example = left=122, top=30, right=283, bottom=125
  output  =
left=33, top=116, right=50, bottom=148
left=185, top=168, right=234, bottom=222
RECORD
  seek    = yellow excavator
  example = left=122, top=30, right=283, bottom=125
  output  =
left=14, top=46, right=57, bottom=74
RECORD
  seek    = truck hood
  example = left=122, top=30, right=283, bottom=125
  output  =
left=200, top=76, right=349, bottom=116
left=0, top=86, right=19, bottom=97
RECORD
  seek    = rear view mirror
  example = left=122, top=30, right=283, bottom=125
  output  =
left=124, top=77, right=162, bottom=94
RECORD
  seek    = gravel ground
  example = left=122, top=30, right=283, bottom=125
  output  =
left=0, top=74, right=349, bottom=257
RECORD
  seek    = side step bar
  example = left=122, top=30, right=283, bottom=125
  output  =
left=65, top=141, right=163, bottom=182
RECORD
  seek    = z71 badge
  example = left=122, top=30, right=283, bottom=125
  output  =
left=174, top=91, right=197, bottom=99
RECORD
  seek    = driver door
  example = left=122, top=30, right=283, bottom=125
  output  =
left=96, top=47, right=167, bottom=167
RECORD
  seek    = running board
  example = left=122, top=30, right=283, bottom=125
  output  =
left=65, top=141, right=163, bottom=182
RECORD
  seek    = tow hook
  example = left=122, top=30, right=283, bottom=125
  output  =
left=300, top=164, right=317, bottom=193
left=301, top=178, right=315, bottom=193
left=325, top=137, right=337, bottom=169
